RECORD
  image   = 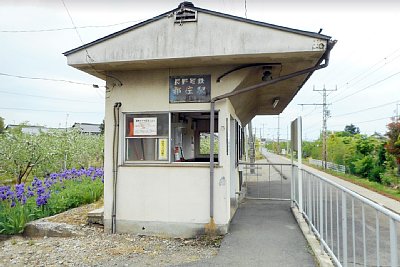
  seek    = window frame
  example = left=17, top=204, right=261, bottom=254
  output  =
left=123, top=112, right=171, bottom=164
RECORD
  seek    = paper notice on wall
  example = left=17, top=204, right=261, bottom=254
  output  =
left=158, top=139, right=168, bottom=160
left=133, top=117, right=157, bottom=136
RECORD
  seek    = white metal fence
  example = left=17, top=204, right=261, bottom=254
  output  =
left=292, top=164, right=399, bottom=267
left=240, top=162, right=292, bottom=200
left=308, top=158, right=346, bottom=173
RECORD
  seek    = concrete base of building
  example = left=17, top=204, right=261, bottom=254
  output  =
left=103, top=219, right=229, bottom=238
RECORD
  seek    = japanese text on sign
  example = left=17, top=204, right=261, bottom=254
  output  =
left=133, top=117, right=157, bottom=136
left=169, top=75, right=211, bottom=103
left=158, top=139, right=168, bottom=160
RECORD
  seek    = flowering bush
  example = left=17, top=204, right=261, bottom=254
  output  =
left=0, top=167, right=104, bottom=234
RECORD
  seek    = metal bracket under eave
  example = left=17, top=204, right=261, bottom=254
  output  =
left=216, top=63, right=282, bottom=83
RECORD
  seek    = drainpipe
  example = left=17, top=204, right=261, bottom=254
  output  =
left=208, top=39, right=336, bottom=221
left=209, top=101, right=215, bottom=219
left=111, top=102, right=122, bottom=234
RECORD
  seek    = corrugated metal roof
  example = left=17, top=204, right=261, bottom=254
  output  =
left=63, top=3, right=331, bottom=56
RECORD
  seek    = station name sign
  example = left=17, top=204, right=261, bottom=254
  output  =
left=169, top=75, right=211, bottom=103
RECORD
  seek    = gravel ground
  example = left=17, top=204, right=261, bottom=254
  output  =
left=0, top=201, right=221, bottom=267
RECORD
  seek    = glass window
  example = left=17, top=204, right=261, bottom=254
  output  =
left=125, top=113, right=169, bottom=162
left=199, top=132, right=219, bottom=155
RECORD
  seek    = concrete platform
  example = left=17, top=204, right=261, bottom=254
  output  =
left=179, top=200, right=317, bottom=267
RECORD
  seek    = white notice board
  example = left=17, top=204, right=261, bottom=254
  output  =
left=133, top=117, right=157, bottom=136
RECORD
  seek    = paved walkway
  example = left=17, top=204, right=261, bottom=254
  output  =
left=179, top=200, right=316, bottom=267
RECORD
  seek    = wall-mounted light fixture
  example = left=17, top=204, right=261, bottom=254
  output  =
left=272, top=97, right=280, bottom=109
left=262, top=66, right=273, bottom=81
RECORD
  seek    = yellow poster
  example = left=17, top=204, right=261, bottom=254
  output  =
left=158, top=139, right=168, bottom=160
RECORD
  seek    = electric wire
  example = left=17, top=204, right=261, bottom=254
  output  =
left=0, top=19, right=144, bottom=33
left=330, top=116, right=393, bottom=127
left=0, top=89, right=102, bottom=104
left=332, top=99, right=400, bottom=118
left=0, top=71, right=100, bottom=86
left=244, top=0, right=248, bottom=18
left=60, top=0, right=123, bottom=93
left=0, top=107, right=101, bottom=114
left=332, top=71, right=400, bottom=103
left=61, top=0, right=87, bottom=55
left=329, top=46, right=400, bottom=101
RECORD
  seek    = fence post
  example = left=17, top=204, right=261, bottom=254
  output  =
left=291, top=157, right=294, bottom=208
left=342, top=191, right=348, bottom=267
left=390, top=218, right=398, bottom=267
left=297, top=117, right=303, bottom=213
left=319, top=181, right=324, bottom=253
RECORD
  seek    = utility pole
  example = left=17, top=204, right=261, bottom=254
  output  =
left=396, top=103, right=400, bottom=123
left=299, top=85, right=336, bottom=169
left=262, top=124, right=265, bottom=139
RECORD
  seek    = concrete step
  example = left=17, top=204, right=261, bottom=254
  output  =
left=87, top=207, right=104, bottom=225
left=24, top=220, right=82, bottom=237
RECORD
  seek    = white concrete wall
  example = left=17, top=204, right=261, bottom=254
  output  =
left=103, top=66, right=245, bottom=236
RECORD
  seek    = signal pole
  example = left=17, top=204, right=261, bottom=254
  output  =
left=299, top=85, right=336, bottom=169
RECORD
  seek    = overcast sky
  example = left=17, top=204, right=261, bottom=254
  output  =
left=1, top=0, right=399, bottom=140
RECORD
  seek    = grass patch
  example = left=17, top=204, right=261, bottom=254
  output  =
left=307, top=163, right=400, bottom=202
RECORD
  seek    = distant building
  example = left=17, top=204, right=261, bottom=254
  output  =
left=72, top=123, right=102, bottom=135
left=5, top=124, right=50, bottom=135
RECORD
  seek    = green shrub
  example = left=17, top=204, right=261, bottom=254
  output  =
left=0, top=168, right=103, bottom=234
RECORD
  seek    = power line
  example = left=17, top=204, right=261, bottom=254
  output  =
left=303, top=107, right=322, bottom=118
left=0, top=107, right=102, bottom=114
left=330, top=116, right=393, bottom=127
left=60, top=0, right=123, bottom=89
left=61, top=0, right=86, bottom=49
left=244, top=0, right=248, bottom=18
left=332, top=71, right=400, bottom=103
left=0, top=19, right=144, bottom=33
left=332, top=99, right=400, bottom=118
left=0, top=90, right=102, bottom=104
left=329, top=47, right=400, bottom=101
left=0, top=71, right=100, bottom=87
left=338, top=47, right=400, bottom=89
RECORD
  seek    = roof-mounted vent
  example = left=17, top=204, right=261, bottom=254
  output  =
left=175, top=2, right=197, bottom=24
left=178, top=1, right=195, bottom=8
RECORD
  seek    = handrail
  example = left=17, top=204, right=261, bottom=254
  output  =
left=292, top=163, right=399, bottom=267
left=239, top=162, right=292, bottom=166
left=294, top=163, right=400, bottom=222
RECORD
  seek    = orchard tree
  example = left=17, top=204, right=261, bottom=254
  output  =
left=385, top=121, right=400, bottom=176
left=0, top=126, right=55, bottom=184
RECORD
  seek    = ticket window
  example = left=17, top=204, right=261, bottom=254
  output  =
left=125, top=113, right=169, bottom=162
left=171, top=112, right=218, bottom=163
left=124, top=112, right=218, bottom=163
